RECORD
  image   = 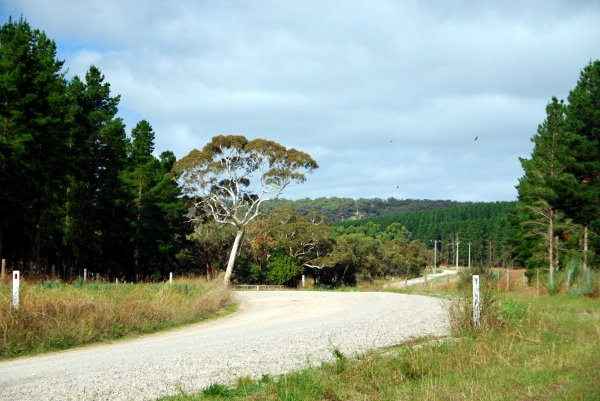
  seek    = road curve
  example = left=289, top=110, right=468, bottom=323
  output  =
left=0, top=291, right=449, bottom=401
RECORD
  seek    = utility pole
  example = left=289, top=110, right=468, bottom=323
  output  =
left=456, top=240, right=460, bottom=272
left=468, top=241, right=472, bottom=269
left=430, top=240, right=439, bottom=275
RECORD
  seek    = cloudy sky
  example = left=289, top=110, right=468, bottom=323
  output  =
left=2, top=1, right=599, bottom=201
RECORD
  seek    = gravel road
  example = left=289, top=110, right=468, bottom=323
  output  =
left=0, top=291, right=449, bottom=401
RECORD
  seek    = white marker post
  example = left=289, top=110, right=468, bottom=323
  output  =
left=13, top=270, right=20, bottom=310
left=473, top=275, right=480, bottom=328
left=169, top=272, right=173, bottom=284
left=302, top=275, right=305, bottom=287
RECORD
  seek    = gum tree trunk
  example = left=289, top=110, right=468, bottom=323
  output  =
left=223, top=228, right=244, bottom=284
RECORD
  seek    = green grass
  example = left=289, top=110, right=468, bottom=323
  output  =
left=158, top=292, right=600, bottom=400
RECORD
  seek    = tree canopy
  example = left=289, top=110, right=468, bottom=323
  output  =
left=172, top=135, right=318, bottom=283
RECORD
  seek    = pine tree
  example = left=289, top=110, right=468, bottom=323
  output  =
left=65, top=66, right=127, bottom=275
left=516, top=97, right=571, bottom=284
left=556, top=60, right=600, bottom=269
left=0, top=17, right=68, bottom=270
left=122, top=123, right=188, bottom=281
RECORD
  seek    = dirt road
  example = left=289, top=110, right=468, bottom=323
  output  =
left=0, top=291, right=448, bottom=400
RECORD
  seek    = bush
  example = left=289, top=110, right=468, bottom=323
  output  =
left=267, top=251, right=303, bottom=286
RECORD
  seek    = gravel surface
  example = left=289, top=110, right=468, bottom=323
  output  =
left=384, top=269, right=458, bottom=289
left=0, top=291, right=449, bottom=400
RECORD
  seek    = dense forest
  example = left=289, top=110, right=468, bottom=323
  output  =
left=334, top=202, right=515, bottom=267
left=0, top=18, right=189, bottom=281
left=1, top=16, right=599, bottom=287
left=258, top=198, right=468, bottom=223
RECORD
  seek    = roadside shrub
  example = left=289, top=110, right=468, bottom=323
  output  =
left=267, top=251, right=303, bottom=287
left=449, top=266, right=499, bottom=334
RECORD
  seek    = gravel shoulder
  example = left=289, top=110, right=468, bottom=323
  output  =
left=0, top=291, right=449, bottom=401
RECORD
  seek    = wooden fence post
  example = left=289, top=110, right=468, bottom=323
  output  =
left=497, top=270, right=501, bottom=291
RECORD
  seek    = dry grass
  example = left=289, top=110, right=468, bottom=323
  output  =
left=0, top=277, right=233, bottom=359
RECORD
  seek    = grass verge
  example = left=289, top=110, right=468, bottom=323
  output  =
left=158, top=293, right=600, bottom=400
left=0, top=277, right=234, bottom=360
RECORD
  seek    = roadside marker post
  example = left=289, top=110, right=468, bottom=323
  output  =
left=13, top=270, right=20, bottom=310
left=473, top=275, right=480, bottom=328
left=169, top=272, right=173, bottom=284
left=302, top=275, right=305, bottom=287
left=1, top=259, right=5, bottom=281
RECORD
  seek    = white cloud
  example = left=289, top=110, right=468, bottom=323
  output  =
left=2, top=0, right=599, bottom=201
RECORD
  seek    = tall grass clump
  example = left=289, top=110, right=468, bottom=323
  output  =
left=0, top=277, right=233, bottom=359
left=565, top=259, right=598, bottom=297
left=535, top=259, right=600, bottom=297
left=449, top=265, right=500, bottom=334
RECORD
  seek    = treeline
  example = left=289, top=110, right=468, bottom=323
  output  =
left=181, top=205, right=431, bottom=287
left=334, top=202, right=516, bottom=267
left=259, top=197, right=467, bottom=223
left=0, top=17, right=189, bottom=281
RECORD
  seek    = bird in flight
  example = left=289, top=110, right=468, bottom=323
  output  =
left=474, top=136, right=478, bottom=141
left=396, top=186, right=399, bottom=188
left=390, top=140, right=393, bottom=142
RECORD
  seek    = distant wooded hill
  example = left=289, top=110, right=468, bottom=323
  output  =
left=259, top=197, right=468, bottom=223
left=333, top=201, right=517, bottom=267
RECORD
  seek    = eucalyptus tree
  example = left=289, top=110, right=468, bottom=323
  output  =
left=265, top=205, right=334, bottom=269
left=172, top=135, right=318, bottom=283
left=316, top=233, right=382, bottom=285
left=382, top=238, right=429, bottom=278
